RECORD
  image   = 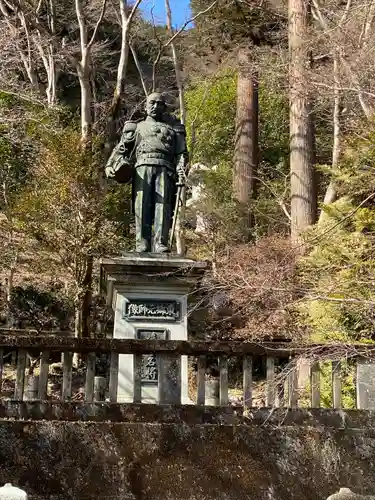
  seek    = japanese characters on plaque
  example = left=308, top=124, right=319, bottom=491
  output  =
left=137, top=328, right=169, bottom=384
left=123, top=299, right=180, bottom=321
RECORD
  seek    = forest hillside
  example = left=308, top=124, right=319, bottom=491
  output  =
left=0, top=0, right=374, bottom=347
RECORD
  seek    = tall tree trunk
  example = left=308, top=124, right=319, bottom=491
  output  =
left=289, top=0, right=316, bottom=242
left=233, top=49, right=258, bottom=234
left=5, top=260, right=16, bottom=327
left=78, top=63, right=93, bottom=146
left=81, top=255, right=93, bottom=338
left=76, top=52, right=93, bottom=341
left=165, top=0, right=187, bottom=255
left=319, top=54, right=341, bottom=222
left=104, top=0, right=143, bottom=161
left=74, top=0, right=105, bottom=342
left=112, top=0, right=143, bottom=113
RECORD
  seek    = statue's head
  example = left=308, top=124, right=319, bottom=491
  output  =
left=146, top=92, right=167, bottom=120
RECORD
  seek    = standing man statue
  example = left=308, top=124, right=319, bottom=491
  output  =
left=105, top=92, right=188, bottom=253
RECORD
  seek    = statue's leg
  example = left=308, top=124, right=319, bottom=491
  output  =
left=153, top=166, right=172, bottom=253
left=134, top=165, right=153, bottom=252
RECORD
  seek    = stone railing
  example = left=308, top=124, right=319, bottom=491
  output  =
left=0, top=333, right=375, bottom=409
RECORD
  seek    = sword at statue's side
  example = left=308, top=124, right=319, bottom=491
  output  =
left=169, top=168, right=186, bottom=252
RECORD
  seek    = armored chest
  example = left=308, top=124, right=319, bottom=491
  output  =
left=136, top=120, right=176, bottom=155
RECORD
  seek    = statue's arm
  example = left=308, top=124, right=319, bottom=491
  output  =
left=119, top=121, right=139, bottom=160
left=105, top=141, right=122, bottom=178
left=105, top=121, right=138, bottom=181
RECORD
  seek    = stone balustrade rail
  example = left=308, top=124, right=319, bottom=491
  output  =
left=0, top=332, right=374, bottom=409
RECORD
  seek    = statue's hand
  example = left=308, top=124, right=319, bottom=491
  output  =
left=105, top=164, right=115, bottom=179
left=176, top=151, right=188, bottom=180
left=176, top=162, right=185, bottom=176
left=176, top=163, right=186, bottom=187
left=105, top=151, right=134, bottom=184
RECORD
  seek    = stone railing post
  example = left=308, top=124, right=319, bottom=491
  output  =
left=158, top=354, right=181, bottom=405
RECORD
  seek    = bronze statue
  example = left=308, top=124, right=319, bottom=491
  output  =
left=105, top=93, right=188, bottom=253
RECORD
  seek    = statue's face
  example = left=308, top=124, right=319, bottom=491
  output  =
left=146, top=94, right=166, bottom=120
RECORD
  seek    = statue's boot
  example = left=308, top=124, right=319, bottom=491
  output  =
left=154, top=244, right=169, bottom=254
left=136, top=239, right=151, bottom=253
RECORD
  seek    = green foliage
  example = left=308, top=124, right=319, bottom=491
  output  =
left=253, top=79, right=289, bottom=234
left=185, top=71, right=237, bottom=166
left=185, top=69, right=289, bottom=169
left=0, top=104, right=37, bottom=210
left=15, top=127, right=129, bottom=299
left=0, top=136, right=30, bottom=207
left=299, top=361, right=356, bottom=409
left=0, top=96, right=39, bottom=279
left=185, top=69, right=290, bottom=239
left=103, top=182, right=133, bottom=237
left=7, top=285, right=73, bottom=331
left=299, top=206, right=375, bottom=341
left=186, top=163, right=247, bottom=260
left=298, top=124, right=375, bottom=342
left=335, top=126, right=375, bottom=200
left=258, top=80, right=289, bottom=170
left=202, top=162, right=234, bottom=206
left=319, top=361, right=356, bottom=409
left=0, top=92, right=18, bottom=109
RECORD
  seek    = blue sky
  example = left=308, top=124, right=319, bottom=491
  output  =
left=140, top=0, right=191, bottom=28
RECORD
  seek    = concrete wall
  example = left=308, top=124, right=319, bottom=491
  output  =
left=1, top=405, right=375, bottom=500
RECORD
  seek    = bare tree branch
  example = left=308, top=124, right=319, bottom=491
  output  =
left=359, top=0, right=375, bottom=47
left=128, top=0, right=143, bottom=24
left=165, top=0, right=186, bottom=123
left=254, top=176, right=291, bottom=221
left=339, top=54, right=373, bottom=118
left=129, top=41, right=148, bottom=97
left=319, top=53, right=341, bottom=215
left=164, top=0, right=218, bottom=48
left=152, top=0, right=218, bottom=92
left=75, top=0, right=88, bottom=55
left=87, top=0, right=108, bottom=50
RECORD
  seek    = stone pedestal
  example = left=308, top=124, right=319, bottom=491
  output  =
left=100, top=253, right=207, bottom=404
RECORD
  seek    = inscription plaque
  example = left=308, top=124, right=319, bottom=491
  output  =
left=124, top=299, right=180, bottom=321
left=137, top=328, right=169, bottom=384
